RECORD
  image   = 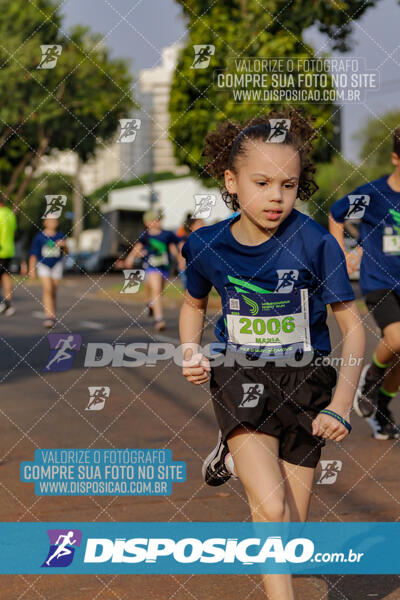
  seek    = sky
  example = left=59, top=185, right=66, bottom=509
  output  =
left=61, top=0, right=400, bottom=162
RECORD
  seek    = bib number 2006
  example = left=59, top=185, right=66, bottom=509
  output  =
left=239, top=315, right=295, bottom=336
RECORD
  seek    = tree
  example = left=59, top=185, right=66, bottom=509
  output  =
left=355, top=110, right=400, bottom=169
left=0, top=0, right=136, bottom=234
left=169, top=0, right=384, bottom=182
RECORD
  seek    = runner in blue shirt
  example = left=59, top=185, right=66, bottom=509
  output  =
left=122, top=210, right=181, bottom=331
left=28, top=218, right=67, bottom=328
left=179, top=109, right=365, bottom=600
left=330, top=127, right=400, bottom=440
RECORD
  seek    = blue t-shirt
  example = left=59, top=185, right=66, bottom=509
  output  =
left=181, top=209, right=355, bottom=358
left=139, top=229, right=181, bottom=271
left=30, top=231, right=65, bottom=267
left=330, top=175, right=400, bottom=295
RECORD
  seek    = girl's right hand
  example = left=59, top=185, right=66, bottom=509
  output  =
left=182, top=353, right=211, bottom=385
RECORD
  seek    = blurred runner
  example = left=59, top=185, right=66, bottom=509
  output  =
left=28, top=217, right=68, bottom=328
left=329, top=126, right=400, bottom=440
left=176, top=213, right=205, bottom=290
left=122, top=210, right=182, bottom=331
left=0, top=194, right=17, bottom=316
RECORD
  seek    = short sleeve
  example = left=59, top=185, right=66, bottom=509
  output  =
left=29, top=234, right=41, bottom=258
left=330, top=197, right=350, bottom=223
left=330, top=187, right=367, bottom=223
left=168, top=231, right=182, bottom=245
left=181, top=236, right=213, bottom=299
left=314, top=234, right=355, bottom=305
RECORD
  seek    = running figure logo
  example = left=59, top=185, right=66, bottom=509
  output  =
left=239, top=383, right=264, bottom=408
left=117, top=119, right=141, bottom=143
left=43, top=334, right=82, bottom=372
left=42, top=195, right=67, bottom=219
left=121, top=269, right=145, bottom=294
left=345, top=195, right=370, bottom=220
left=191, top=45, right=215, bottom=69
left=37, top=45, right=62, bottom=69
left=316, top=460, right=343, bottom=484
left=193, top=194, right=216, bottom=219
left=266, top=119, right=291, bottom=143
left=42, top=529, right=82, bottom=567
left=86, top=386, right=110, bottom=411
left=275, top=269, right=299, bottom=293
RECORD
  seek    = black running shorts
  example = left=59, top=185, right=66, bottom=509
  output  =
left=0, top=258, right=11, bottom=275
left=365, top=289, right=400, bottom=333
left=209, top=361, right=338, bottom=468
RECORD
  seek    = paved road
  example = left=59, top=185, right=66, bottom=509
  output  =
left=1, top=276, right=399, bottom=599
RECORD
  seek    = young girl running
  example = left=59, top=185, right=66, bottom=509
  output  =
left=28, top=217, right=67, bottom=328
left=179, top=109, right=365, bottom=600
left=123, top=210, right=181, bottom=331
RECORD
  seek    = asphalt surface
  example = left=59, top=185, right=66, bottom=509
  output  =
left=1, top=275, right=400, bottom=599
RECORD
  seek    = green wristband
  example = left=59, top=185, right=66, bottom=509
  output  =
left=319, top=409, right=352, bottom=433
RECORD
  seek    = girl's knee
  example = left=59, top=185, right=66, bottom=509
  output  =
left=249, top=496, right=290, bottom=522
left=383, top=329, right=400, bottom=354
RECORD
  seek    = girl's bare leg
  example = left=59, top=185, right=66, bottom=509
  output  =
left=40, top=276, right=56, bottom=319
left=227, top=426, right=297, bottom=600
left=146, top=271, right=164, bottom=320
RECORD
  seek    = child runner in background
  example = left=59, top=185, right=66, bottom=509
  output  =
left=179, top=109, right=365, bottom=600
left=0, top=194, right=17, bottom=316
left=176, top=213, right=205, bottom=290
left=28, top=218, right=67, bottom=328
left=329, top=126, right=400, bottom=440
left=122, top=210, right=182, bottom=331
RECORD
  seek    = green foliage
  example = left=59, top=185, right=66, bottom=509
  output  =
left=356, top=110, right=400, bottom=168
left=17, top=173, right=75, bottom=239
left=169, top=0, right=381, bottom=182
left=309, top=157, right=385, bottom=227
left=0, top=0, right=135, bottom=209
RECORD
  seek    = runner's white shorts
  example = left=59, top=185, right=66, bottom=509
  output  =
left=36, top=261, right=63, bottom=280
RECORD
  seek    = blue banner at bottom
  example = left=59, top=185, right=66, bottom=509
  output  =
left=0, top=522, right=398, bottom=574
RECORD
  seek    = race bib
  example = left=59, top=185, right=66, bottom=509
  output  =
left=383, top=227, right=400, bottom=255
left=147, top=252, right=169, bottom=267
left=42, top=242, right=61, bottom=258
left=225, top=288, right=311, bottom=359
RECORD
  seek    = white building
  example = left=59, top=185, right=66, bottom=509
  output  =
left=36, top=43, right=187, bottom=195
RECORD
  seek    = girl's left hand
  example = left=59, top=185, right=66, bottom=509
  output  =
left=312, top=405, right=350, bottom=442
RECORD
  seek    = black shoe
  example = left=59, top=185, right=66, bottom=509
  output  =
left=366, top=401, right=400, bottom=440
left=354, top=364, right=384, bottom=418
left=202, top=431, right=234, bottom=486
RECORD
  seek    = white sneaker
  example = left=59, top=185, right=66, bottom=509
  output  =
left=4, top=305, right=15, bottom=316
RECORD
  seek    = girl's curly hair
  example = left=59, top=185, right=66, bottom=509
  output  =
left=201, top=107, right=318, bottom=212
